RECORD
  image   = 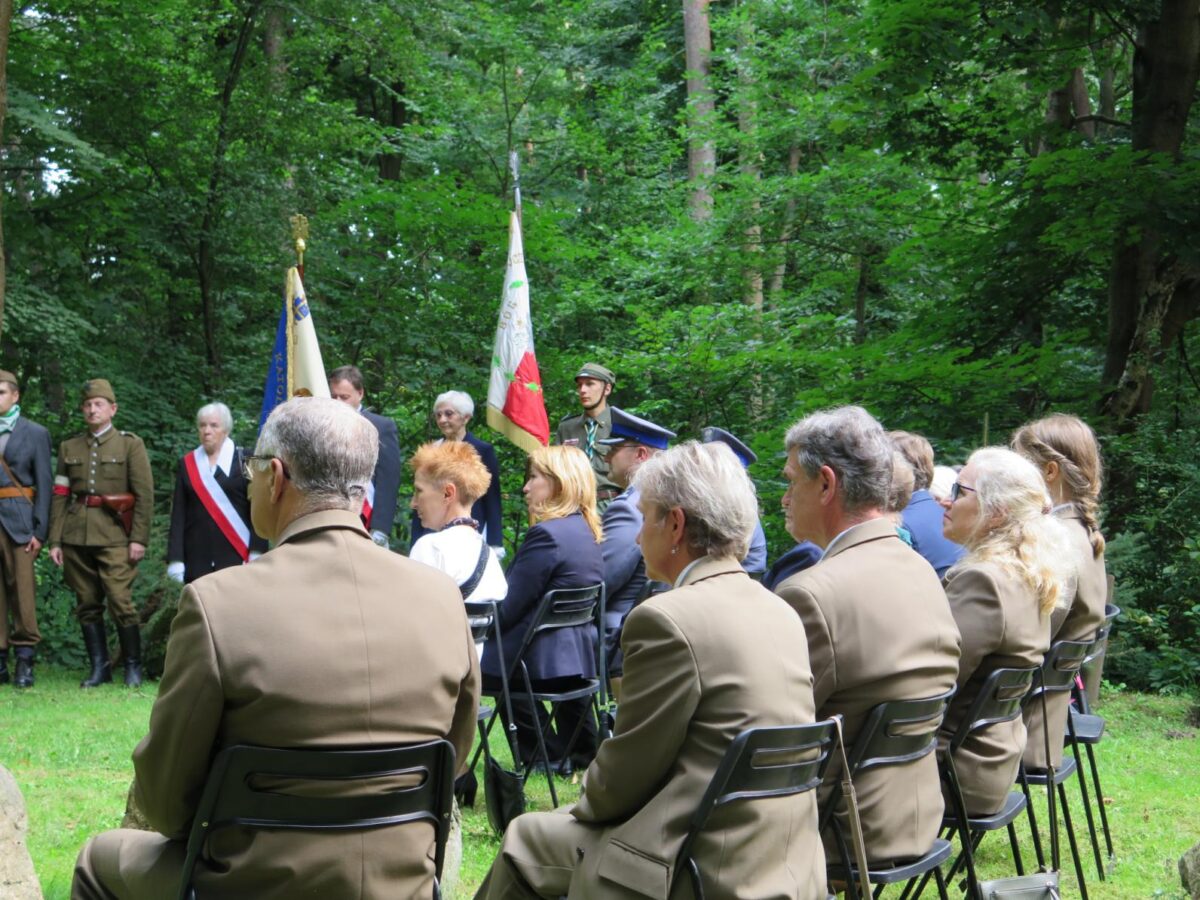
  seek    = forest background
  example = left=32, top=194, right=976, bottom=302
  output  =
left=2, top=0, right=1200, bottom=695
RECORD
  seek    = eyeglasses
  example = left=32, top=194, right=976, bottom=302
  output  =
left=949, top=482, right=977, bottom=502
left=242, top=455, right=290, bottom=482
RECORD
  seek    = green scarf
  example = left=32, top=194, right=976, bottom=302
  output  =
left=0, top=404, right=20, bottom=435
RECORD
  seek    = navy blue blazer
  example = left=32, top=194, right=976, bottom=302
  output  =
left=762, top=541, right=822, bottom=591
left=902, top=489, right=965, bottom=578
left=742, top=520, right=768, bottom=574
left=482, top=511, right=603, bottom=682
left=600, top=486, right=646, bottom=632
left=362, top=408, right=402, bottom=537
left=410, top=432, right=504, bottom=549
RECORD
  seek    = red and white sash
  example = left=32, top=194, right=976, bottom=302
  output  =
left=361, top=480, right=376, bottom=529
left=183, top=447, right=251, bottom=562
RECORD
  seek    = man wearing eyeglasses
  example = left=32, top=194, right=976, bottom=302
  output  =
left=73, top=396, right=480, bottom=900
left=775, top=405, right=961, bottom=865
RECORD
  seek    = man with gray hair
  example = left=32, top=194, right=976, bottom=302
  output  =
left=775, top=405, right=961, bottom=866
left=73, top=397, right=480, bottom=900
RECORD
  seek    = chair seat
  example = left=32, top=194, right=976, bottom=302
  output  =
left=827, top=838, right=953, bottom=885
left=943, top=789, right=1027, bottom=831
left=509, top=678, right=601, bottom=704
left=478, top=704, right=495, bottom=723
left=1023, top=756, right=1078, bottom=787
left=1068, top=710, right=1105, bottom=744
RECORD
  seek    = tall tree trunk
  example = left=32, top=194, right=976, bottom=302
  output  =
left=736, top=6, right=764, bottom=419
left=196, top=1, right=262, bottom=385
left=767, top=143, right=802, bottom=301
left=682, top=0, right=715, bottom=221
left=0, top=0, right=12, bottom=341
left=1102, top=0, right=1200, bottom=422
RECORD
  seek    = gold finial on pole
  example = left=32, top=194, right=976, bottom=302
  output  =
left=289, top=214, right=310, bottom=273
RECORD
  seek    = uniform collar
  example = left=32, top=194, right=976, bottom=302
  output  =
left=276, top=508, right=371, bottom=547
left=89, top=425, right=115, bottom=444
left=821, top=517, right=897, bottom=561
left=675, top=554, right=744, bottom=588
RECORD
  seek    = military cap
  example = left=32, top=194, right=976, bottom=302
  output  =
left=598, top=407, right=676, bottom=451
left=0, top=370, right=18, bottom=389
left=574, top=362, right=615, bottom=386
left=81, top=378, right=117, bottom=403
left=701, top=426, right=757, bottom=467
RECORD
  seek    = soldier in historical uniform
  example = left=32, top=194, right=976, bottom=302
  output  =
left=554, top=362, right=619, bottom=511
left=49, top=379, right=154, bottom=688
left=0, top=370, right=53, bottom=688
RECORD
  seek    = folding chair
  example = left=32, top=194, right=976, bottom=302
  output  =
left=501, top=583, right=605, bottom=807
left=178, top=740, right=455, bottom=900
left=676, top=720, right=838, bottom=900
left=904, top=666, right=1039, bottom=900
left=1020, top=638, right=1094, bottom=900
left=822, top=690, right=956, bottom=900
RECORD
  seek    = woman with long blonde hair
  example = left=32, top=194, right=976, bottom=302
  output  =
left=939, top=446, right=1074, bottom=814
left=1012, top=413, right=1108, bottom=767
left=481, top=445, right=604, bottom=771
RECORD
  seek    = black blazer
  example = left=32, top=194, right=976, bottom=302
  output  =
left=166, top=448, right=268, bottom=584
left=362, top=408, right=402, bottom=537
left=410, top=431, right=504, bottom=549
left=0, top=417, right=53, bottom=545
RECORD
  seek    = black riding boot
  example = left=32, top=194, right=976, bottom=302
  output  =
left=14, top=647, right=34, bottom=688
left=80, top=621, right=113, bottom=688
left=117, top=624, right=143, bottom=687
left=0, top=650, right=8, bottom=685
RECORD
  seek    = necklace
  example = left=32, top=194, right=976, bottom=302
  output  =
left=442, top=516, right=480, bottom=531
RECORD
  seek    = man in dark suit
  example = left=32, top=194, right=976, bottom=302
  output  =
left=72, top=397, right=479, bottom=899
left=0, top=371, right=52, bottom=688
left=329, top=365, right=402, bottom=547
left=595, top=408, right=675, bottom=698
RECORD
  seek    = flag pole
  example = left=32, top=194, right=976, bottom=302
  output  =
left=290, top=214, right=309, bottom=280
left=509, top=151, right=522, bottom=223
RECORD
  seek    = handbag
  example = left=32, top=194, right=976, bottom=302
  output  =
left=484, top=754, right=527, bottom=834
left=977, top=669, right=1061, bottom=899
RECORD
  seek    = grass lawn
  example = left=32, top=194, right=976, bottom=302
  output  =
left=3, top=668, right=1198, bottom=898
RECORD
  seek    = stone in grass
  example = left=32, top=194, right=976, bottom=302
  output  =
left=1182, top=840, right=1200, bottom=899
left=0, top=764, right=43, bottom=899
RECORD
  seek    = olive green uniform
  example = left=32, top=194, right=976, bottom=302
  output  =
left=555, top=407, right=620, bottom=501
left=49, top=428, right=154, bottom=626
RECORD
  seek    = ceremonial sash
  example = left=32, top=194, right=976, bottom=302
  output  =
left=184, top=448, right=251, bottom=562
left=361, top=480, right=376, bottom=529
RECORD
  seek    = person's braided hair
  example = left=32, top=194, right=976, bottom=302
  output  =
left=1011, top=414, right=1105, bottom=558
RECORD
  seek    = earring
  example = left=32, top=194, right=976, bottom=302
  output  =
left=670, top=546, right=678, bottom=555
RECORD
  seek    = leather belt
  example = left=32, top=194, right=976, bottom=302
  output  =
left=0, top=485, right=33, bottom=500
left=75, top=493, right=106, bottom=507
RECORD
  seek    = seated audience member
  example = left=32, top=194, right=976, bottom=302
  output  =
left=166, top=402, right=267, bottom=585
left=939, top=447, right=1073, bottom=814
left=776, top=406, right=961, bottom=862
left=409, top=391, right=505, bottom=556
left=482, top=445, right=604, bottom=770
left=409, top=440, right=508, bottom=654
left=595, top=408, right=675, bottom=699
left=72, top=398, right=480, bottom=900
left=1012, top=414, right=1108, bottom=767
left=475, top=442, right=824, bottom=899
left=890, top=429, right=965, bottom=576
left=930, top=464, right=958, bottom=502
left=887, top=449, right=917, bottom=546
left=700, top=426, right=768, bottom=577
left=761, top=540, right=822, bottom=591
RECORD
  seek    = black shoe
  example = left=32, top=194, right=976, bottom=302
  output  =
left=80, top=622, right=113, bottom=688
left=0, top=650, right=8, bottom=686
left=117, top=625, right=143, bottom=687
left=13, top=650, right=34, bottom=688
left=527, top=758, right=573, bottom=778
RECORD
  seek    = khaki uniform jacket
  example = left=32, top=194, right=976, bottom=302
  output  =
left=942, top=561, right=1050, bottom=815
left=49, top=428, right=154, bottom=546
left=131, top=510, right=480, bottom=899
left=568, top=556, right=824, bottom=899
left=555, top=407, right=618, bottom=494
left=775, top=518, right=961, bottom=863
left=1024, top=509, right=1107, bottom=767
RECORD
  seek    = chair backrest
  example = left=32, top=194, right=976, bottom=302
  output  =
left=844, top=689, right=954, bottom=777
left=675, top=721, right=837, bottom=891
left=1029, top=638, right=1090, bottom=699
left=948, top=666, right=1039, bottom=754
left=1082, top=604, right=1121, bottom=667
left=506, top=583, right=604, bottom=683
left=463, top=599, right=499, bottom=645
left=177, top=740, right=455, bottom=900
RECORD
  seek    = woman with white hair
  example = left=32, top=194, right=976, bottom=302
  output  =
left=409, top=390, right=505, bottom=557
left=166, top=402, right=266, bottom=584
left=939, top=446, right=1074, bottom=814
left=474, top=440, right=823, bottom=899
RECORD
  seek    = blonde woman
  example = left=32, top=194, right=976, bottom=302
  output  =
left=939, top=447, right=1074, bottom=814
left=1012, top=414, right=1108, bottom=767
left=481, top=445, right=604, bottom=769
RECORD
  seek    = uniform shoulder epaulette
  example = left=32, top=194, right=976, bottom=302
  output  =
left=119, top=430, right=141, bottom=439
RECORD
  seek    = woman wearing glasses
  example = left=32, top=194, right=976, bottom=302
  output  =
left=1012, top=414, right=1109, bottom=768
left=939, top=447, right=1074, bottom=814
left=166, top=403, right=267, bottom=585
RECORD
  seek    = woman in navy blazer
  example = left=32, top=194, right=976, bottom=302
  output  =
left=482, top=444, right=604, bottom=768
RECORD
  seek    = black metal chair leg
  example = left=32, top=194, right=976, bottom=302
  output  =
left=1006, top=822, right=1024, bottom=876
left=932, top=863, right=950, bottom=900
left=1070, top=738, right=1106, bottom=881
left=1021, top=775, right=1047, bottom=870
left=1085, top=742, right=1114, bottom=863
left=1057, top=781, right=1089, bottom=900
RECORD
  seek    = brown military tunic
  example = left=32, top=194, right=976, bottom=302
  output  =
left=49, top=427, right=154, bottom=625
